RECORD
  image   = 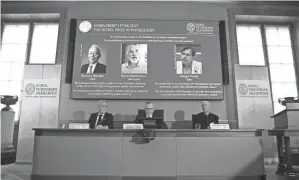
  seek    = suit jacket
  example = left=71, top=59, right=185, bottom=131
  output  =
left=88, top=112, right=114, bottom=129
left=176, top=60, right=202, bottom=74
left=193, top=112, right=219, bottom=129
left=134, top=110, right=168, bottom=129
left=80, top=62, right=106, bottom=74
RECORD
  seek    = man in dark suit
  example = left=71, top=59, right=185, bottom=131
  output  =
left=88, top=100, right=113, bottom=129
left=80, top=44, right=106, bottom=74
left=134, top=101, right=168, bottom=129
left=193, top=101, right=219, bottom=129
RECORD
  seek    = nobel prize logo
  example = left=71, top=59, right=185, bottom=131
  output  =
left=79, top=21, right=92, bottom=33
left=187, top=23, right=195, bottom=33
left=25, top=83, right=35, bottom=95
left=238, top=84, right=248, bottom=95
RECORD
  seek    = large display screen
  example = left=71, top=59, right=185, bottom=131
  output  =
left=71, top=19, right=224, bottom=99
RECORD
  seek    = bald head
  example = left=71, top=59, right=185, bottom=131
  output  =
left=201, top=101, right=211, bottom=113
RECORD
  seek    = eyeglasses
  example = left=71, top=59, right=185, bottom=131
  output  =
left=145, top=108, right=154, bottom=110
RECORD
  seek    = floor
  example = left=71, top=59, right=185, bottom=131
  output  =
left=0, top=163, right=288, bottom=180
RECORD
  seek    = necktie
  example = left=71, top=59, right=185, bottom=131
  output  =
left=87, top=65, right=93, bottom=74
left=95, top=113, right=103, bottom=127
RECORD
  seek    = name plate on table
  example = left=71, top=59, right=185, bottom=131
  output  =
left=123, top=124, right=144, bottom=129
left=69, top=123, right=89, bottom=129
left=210, top=124, right=230, bottom=129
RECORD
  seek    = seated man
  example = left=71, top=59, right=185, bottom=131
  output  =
left=134, top=101, right=168, bottom=129
left=88, top=100, right=114, bottom=129
left=193, top=101, right=219, bottom=129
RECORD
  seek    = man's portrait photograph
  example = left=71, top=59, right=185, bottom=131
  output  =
left=121, top=44, right=147, bottom=74
left=80, top=44, right=107, bottom=74
left=175, top=44, right=202, bottom=75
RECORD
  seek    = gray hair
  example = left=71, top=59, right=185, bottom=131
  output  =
left=126, top=44, right=140, bottom=54
left=201, top=101, right=210, bottom=106
left=89, top=44, right=102, bottom=56
left=145, top=101, right=153, bottom=105
left=97, top=100, right=107, bottom=107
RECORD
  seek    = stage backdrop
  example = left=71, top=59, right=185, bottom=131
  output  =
left=71, top=19, right=223, bottom=99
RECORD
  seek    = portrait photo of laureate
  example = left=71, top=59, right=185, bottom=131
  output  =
left=80, top=44, right=106, bottom=74
left=121, top=44, right=147, bottom=74
left=176, top=46, right=202, bottom=75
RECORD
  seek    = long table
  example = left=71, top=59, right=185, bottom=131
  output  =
left=31, top=128, right=265, bottom=180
